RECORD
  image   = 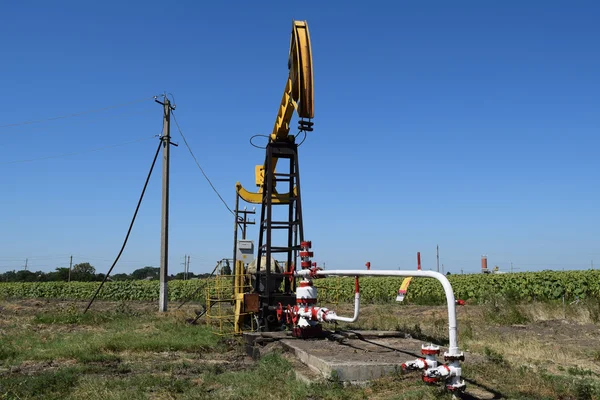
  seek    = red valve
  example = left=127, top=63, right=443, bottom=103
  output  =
left=285, top=263, right=295, bottom=283
left=456, top=299, right=465, bottom=306
left=290, top=305, right=299, bottom=325
left=286, top=304, right=293, bottom=324
left=276, top=303, right=283, bottom=322
left=309, top=266, right=322, bottom=278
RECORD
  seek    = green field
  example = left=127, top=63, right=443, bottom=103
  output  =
left=1, top=270, right=599, bottom=304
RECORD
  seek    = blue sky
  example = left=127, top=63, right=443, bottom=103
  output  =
left=0, top=1, right=598, bottom=275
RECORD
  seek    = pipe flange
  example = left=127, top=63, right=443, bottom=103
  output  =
left=443, top=352, right=464, bottom=362
left=446, top=380, right=466, bottom=392
left=421, top=344, right=440, bottom=356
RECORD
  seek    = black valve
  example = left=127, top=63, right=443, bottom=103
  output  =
left=298, top=120, right=314, bottom=132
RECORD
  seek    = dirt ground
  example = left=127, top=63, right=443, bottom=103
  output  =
left=331, top=302, right=600, bottom=375
left=1, top=298, right=599, bottom=399
left=3, top=298, right=599, bottom=370
left=3, top=298, right=599, bottom=364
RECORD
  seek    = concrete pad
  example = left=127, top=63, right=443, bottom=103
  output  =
left=278, top=332, right=434, bottom=384
left=243, top=330, right=458, bottom=384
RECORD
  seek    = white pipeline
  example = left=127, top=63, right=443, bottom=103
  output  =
left=296, top=269, right=459, bottom=355
left=325, top=292, right=360, bottom=323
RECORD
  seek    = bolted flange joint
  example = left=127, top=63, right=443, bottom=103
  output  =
left=446, top=380, right=467, bottom=392
left=402, top=358, right=431, bottom=371
left=421, top=344, right=440, bottom=356
left=443, top=351, right=465, bottom=362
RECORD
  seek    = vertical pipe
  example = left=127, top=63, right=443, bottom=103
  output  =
left=255, top=193, right=266, bottom=293
left=265, top=145, right=273, bottom=299
left=285, top=155, right=294, bottom=294
left=232, top=192, right=239, bottom=296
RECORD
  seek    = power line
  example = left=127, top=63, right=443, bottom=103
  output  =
left=0, top=96, right=155, bottom=131
left=170, top=110, right=235, bottom=216
left=84, top=138, right=163, bottom=313
left=1, top=135, right=157, bottom=165
left=5, top=109, right=156, bottom=137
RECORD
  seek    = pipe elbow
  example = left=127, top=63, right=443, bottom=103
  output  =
left=323, top=293, right=360, bottom=323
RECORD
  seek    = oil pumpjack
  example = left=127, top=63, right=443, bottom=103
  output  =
left=233, top=20, right=320, bottom=335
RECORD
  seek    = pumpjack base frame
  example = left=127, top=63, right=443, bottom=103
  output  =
left=292, top=325, right=324, bottom=339
left=259, top=293, right=296, bottom=331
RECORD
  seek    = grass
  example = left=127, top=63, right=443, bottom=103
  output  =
left=0, top=299, right=454, bottom=399
left=1, top=307, right=222, bottom=366
left=481, top=296, right=530, bottom=325
left=0, top=367, right=82, bottom=400
left=0, top=351, right=449, bottom=400
left=1, top=299, right=599, bottom=399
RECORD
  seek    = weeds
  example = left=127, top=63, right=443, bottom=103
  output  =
left=482, top=294, right=530, bottom=325
left=33, top=304, right=129, bottom=325
left=567, top=366, right=596, bottom=377
left=0, top=346, right=17, bottom=362
left=77, top=352, right=121, bottom=364
left=460, top=320, right=474, bottom=340
left=483, top=346, right=507, bottom=365
left=430, top=317, right=447, bottom=340
left=584, top=297, right=600, bottom=323
left=0, top=298, right=598, bottom=400
left=0, top=367, right=81, bottom=399
left=574, top=380, right=596, bottom=400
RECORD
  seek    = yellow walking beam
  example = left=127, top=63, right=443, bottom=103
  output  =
left=237, top=20, right=314, bottom=201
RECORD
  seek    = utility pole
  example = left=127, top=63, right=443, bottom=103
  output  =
left=187, top=255, right=190, bottom=279
left=232, top=201, right=255, bottom=280
left=592, top=260, right=594, bottom=270
left=24, top=258, right=28, bottom=270
left=69, top=255, right=73, bottom=282
left=232, top=192, right=240, bottom=270
left=156, top=95, right=176, bottom=312
left=182, top=255, right=187, bottom=280
left=436, top=245, right=440, bottom=273
left=510, top=261, right=513, bottom=273
left=239, top=207, right=255, bottom=240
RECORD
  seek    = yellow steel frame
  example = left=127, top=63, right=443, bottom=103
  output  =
left=205, top=270, right=255, bottom=336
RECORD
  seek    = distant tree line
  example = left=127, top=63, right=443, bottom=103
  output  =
left=0, top=263, right=213, bottom=283
left=110, top=266, right=212, bottom=281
